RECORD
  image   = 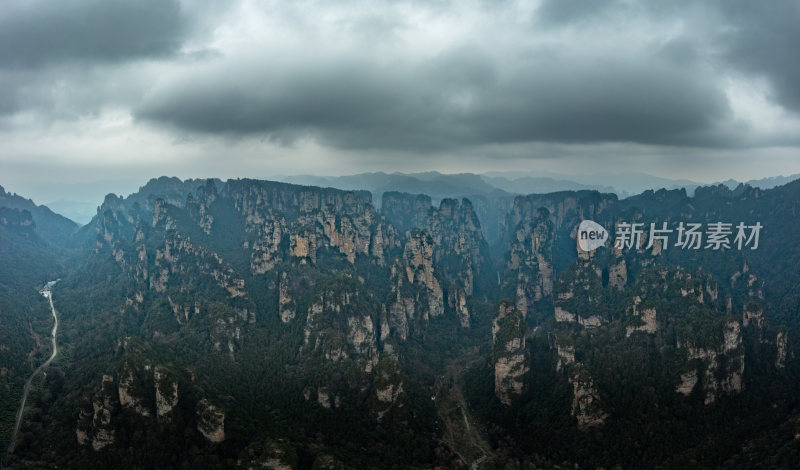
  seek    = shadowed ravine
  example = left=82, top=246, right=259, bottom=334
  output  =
left=4, top=289, right=59, bottom=462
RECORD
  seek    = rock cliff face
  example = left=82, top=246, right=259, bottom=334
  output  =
left=382, top=193, right=489, bottom=328
left=224, top=179, right=398, bottom=272
left=152, top=233, right=246, bottom=298
left=505, top=208, right=554, bottom=319
left=372, top=357, right=406, bottom=421
left=677, top=320, right=745, bottom=404
left=553, top=254, right=607, bottom=328
left=76, top=352, right=225, bottom=451
left=386, top=232, right=444, bottom=337
left=302, top=280, right=380, bottom=373
left=196, top=398, right=225, bottom=443
left=278, top=272, right=296, bottom=323
left=154, top=366, right=178, bottom=420
left=569, top=368, right=608, bottom=430
left=626, top=302, right=658, bottom=337
left=493, top=301, right=528, bottom=405
left=237, top=438, right=297, bottom=469
left=76, top=375, right=118, bottom=450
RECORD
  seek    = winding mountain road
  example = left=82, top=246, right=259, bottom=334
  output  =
left=5, top=290, right=59, bottom=458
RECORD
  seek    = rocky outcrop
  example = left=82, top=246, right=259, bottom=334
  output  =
left=555, top=340, right=575, bottom=373
left=251, top=219, right=286, bottom=274
left=225, top=179, right=398, bottom=272
left=493, top=301, right=528, bottom=405
left=118, top=360, right=152, bottom=417
left=185, top=179, right=216, bottom=234
left=152, top=233, right=246, bottom=298
left=154, top=366, right=178, bottom=421
left=569, top=368, right=608, bottom=430
left=382, top=193, right=489, bottom=328
left=278, top=272, right=296, bottom=323
left=238, top=438, right=297, bottom=469
left=197, top=399, right=225, bottom=443
left=679, top=320, right=744, bottom=404
left=506, top=208, right=554, bottom=318
left=553, top=255, right=607, bottom=328
left=776, top=330, right=787, bottom=368
left=76, top=375, right=118, bottom=451
left=372, top=358, right=405, bottom=421
left=676, top=369, right=699, bottom=396
left=608, top=256, right=627, bottom=290
left=626, top=303, right=658, bottom=337
left=302, top=281, right=380, bottom=373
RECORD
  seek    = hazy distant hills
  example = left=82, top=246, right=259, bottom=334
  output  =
left=282, top=170, right=800, bottom=204
left=0, top=185, right=78, bottom=245
left=2, top=171, right=799, bottom=227
left=283, top=172, right=509, bottom=206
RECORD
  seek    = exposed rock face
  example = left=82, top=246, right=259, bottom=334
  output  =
left=742, top=303, right=764, bottom=328
left=776, top=331, right=787, bottom=368
left=676, top=369, right=699, bottom=396
left=302, top=282, right=379, bottom=373
left=238, top=438, right=297, bottom=470
left=554, top=306, right=576, bottom=323
left=506, top=209, right=554, bottom=317
left=226, top=179, right=398, bottom=273
left=382, top=193, right=489, bottom=328
left=608, top=256, right=627, bottom=290
left=185, top=180, right=216, bottom=234
left=569, top=368, right=608, bottom=430
left=76, top=375, right=118, bottom=450
left=152, top=233, right=246, bottom=298
left=317, top=388, right=332, bottom=409
left=372, top=358, right=405, bottom=421
left=383, top=231, right=447, bottom=343
left=507, top=192, right=617, bottom=238
left=154, top=366, right=178, bottom=420
left=555, top=341, right=575, bottom=372
left=118, top=360, right=152, bottom=417
left=251, top=219, right=286, bottom=274
left=197, top=399, right=225, bottom=443
left=553, top=255, right=607, bottom=327
left=493, top=301, right=528, bottom=405
left=626, top=306, right=658, bottom=337
left=278, top=272, right=296, bottom=323
left=401, top=232, right=444, bottom=319
left=679, top=320, right=744, bottom=405
left=381, top=192, right=434, bottom=234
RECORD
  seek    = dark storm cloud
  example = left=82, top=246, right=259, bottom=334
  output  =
left=717, top=0, right=800, bottom=112
left=2, top=0, right=799, bottom=159
left=0, top=0, right=191, bottom=68
left=536, top=0, right=800, bottom=113
left=135, top=43, right=733, bottom=151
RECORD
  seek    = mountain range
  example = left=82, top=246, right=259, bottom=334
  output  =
left=8, top=171, right=800, bottom=226
left=1, top=176, right=800, bottom=469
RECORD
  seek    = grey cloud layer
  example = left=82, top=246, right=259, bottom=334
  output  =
left=1, top=0, right=798, bottom=154
left=0, top=0, right=189, bottom=67
left=136, top=44, right=733, bottom=150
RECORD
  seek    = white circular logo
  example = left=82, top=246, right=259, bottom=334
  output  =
left=578, top=220, right=608, bottom=252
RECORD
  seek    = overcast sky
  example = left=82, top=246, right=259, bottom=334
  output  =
left=1, top=0, right=799, bottom=199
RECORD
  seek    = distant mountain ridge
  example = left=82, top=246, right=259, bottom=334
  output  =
left=0, top=184, right=78, bottom=245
